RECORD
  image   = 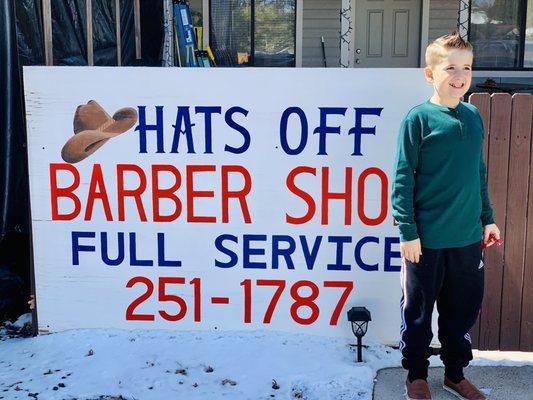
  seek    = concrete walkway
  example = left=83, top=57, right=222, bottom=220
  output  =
left=373, top=366, right=533, bottom=399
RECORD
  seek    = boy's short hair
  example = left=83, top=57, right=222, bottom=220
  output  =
left=425, top=31, right=473, bottom=67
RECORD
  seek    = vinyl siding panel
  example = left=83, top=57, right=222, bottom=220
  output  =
left=428, top=0, right=460, bottom=42
left=302, top=0, right=341, bottom=67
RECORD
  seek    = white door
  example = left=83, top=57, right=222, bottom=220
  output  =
left=354, top=0, right=421, bottom=67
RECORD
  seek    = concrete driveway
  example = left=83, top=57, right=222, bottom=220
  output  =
left=373, top=366, right=533, bottom=399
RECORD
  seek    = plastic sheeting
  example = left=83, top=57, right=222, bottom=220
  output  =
left=49, top=0, right=136, bottom=66
left=0, top=0, right=31, bottom=322
left=15, top=0, right=44, bottom=65
left=138, top=0, right=164, bottom=66
left=0, top=0, right=29, bottom=240
left=0, top=234, right=30, bottom=322
left=14, top=0, right=163, bottom=67
left=1, top=0, right=164, bottom=324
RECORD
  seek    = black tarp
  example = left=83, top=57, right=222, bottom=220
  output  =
left=15, top=0, right=44, bottom=65
left=138, top=0, right=163, bottom=66
left=49, top=0, right=137, bottom=66
left=0, top=0, right=164, bottom=324
left=14, top=0, right=162, bottom=67
left=0, top=0, right=31, bottom=322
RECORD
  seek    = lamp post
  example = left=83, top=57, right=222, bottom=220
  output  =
left=347, top=306, right=371, bottom=362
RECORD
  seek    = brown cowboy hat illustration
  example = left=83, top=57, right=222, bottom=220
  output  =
left=61, top=100, right=138, bottom=163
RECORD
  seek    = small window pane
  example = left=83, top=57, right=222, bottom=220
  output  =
left=210, top=0, right=295, bottom=67
left=525, top=0, right=533, bottom=67
left=470, top=0, right=521, bottom=68
left=254, top=0, right=295, bottom=67
left=210, top=0, right=252, bottom=67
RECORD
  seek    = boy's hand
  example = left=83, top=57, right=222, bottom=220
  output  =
left=483, top=224, right=501, bottom=247
left=400, top=239, right=422, bottom=263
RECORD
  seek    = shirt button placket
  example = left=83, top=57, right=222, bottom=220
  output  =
left=454, top=108, right=464, bottom=139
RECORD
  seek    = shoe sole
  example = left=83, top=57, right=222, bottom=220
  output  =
left=404, top=388, right=431, bottom=400
left=443, top=384, right=469, bottom=400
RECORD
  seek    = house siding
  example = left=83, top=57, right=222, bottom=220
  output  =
left=428, top=0, right=460, bottom=42
left=302, top=0, right=341, bottom=67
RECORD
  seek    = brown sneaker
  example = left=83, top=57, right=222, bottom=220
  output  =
left=443, top=377, right=487, bottom=400
left=405, top=379, right=432, bottom=400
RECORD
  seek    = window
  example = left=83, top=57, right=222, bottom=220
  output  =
left=526, top=0, right=533, bottom=66
left=469, top=0, right=532, bottom=69
left=210, top=0, right=296, bottom=67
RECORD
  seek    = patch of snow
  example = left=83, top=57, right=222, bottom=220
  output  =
left=0, top=329, right=397, bottom=400
left=12, top=313, right=32, bottom=329
left=0, top=328, right=531, bottom=400
left=471, top=350, right=533, bottom=366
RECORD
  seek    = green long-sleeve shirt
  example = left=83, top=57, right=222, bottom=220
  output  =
left=391, top=99, right=494, bottom=249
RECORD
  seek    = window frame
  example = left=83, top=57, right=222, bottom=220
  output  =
left=468, top=0, right=533, bottom=71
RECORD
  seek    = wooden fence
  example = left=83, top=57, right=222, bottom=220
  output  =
left=469, top=93, right=533, bottom=351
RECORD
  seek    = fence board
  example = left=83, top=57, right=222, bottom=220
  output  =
left=519, top=95, right=533, bottom=351
left=468, top=93, right=491, bottom=348
left=478, top=93, right=511, bottom=350
left=499, top=94, right=532, bottom=350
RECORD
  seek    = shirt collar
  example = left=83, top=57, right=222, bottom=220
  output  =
left=426, top=99, right=463, bottom=112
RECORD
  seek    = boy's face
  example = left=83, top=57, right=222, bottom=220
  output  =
left=424, top=48, right=473, bottom=103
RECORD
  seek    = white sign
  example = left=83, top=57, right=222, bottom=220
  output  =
left=24, top=67, right=432, bottom=344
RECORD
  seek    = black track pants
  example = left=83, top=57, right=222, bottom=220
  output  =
left=399, top=240, right=484, bottom=380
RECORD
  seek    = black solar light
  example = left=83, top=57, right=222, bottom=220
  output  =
left=347, top=306, right=372, bottom=362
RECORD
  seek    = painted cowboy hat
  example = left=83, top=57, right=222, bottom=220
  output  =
left=61, top=100, right=138, bottom=163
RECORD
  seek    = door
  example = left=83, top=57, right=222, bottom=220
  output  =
left=354, top=0, right=421, bottom=67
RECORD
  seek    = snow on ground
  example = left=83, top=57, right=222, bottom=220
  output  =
left=0, top=314, right=532, bottom=400
left=0, top=316, right=400, bottom=400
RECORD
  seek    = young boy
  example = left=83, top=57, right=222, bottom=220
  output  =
left=391, top=31, right=501, bottom=400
